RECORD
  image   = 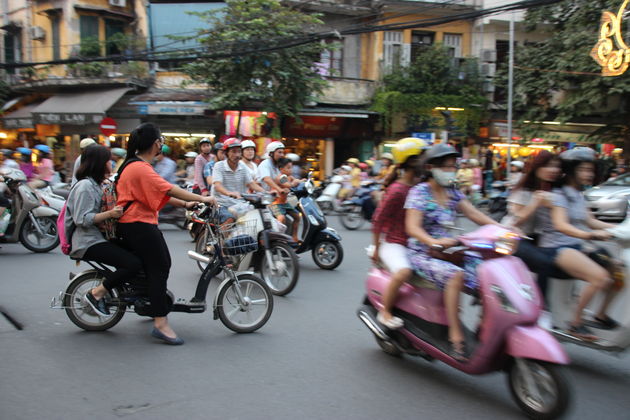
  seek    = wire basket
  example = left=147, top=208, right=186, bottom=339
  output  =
left=215, top=219, right=259, bottom=256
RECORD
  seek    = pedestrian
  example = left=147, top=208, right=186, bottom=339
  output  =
left=71, top=138, right=96, bottom=185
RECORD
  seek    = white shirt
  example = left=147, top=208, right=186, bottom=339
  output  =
left=242, top=160, right=258, bottom=180
left=257, top=158, right=280, bottom=191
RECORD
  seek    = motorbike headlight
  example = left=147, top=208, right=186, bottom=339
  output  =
left=494, top=232, right=519, bottom=255
left=490, top=285, right=519, bottom=313
left=261, top=193, right=273, bottom=205
left=306, top=181, right=315, bottom=195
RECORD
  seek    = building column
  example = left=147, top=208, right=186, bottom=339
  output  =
left=325, top=137, right=334, bottom=176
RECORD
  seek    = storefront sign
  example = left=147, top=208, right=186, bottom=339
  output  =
left=3, top=118, right=33, bottom=129
left=591, top=0, right=630, bottom=76
left=139, top=104, right=207, bottom=116
left=411, top=132, right=436, bottom=144
left=284, top=116, right=342, bottom=138
left=33, top=113, right=103, bottom=125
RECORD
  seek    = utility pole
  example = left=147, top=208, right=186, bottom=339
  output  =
left=506, top=12, right=515, bottom=179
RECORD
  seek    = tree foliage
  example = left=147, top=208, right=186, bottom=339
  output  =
left=372, top=44, right=486, bottom=138
left=510, top=0, right=630, bottom=149
left=178, top=0, right=331, bottom=128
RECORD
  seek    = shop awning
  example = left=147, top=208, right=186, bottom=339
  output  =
left=297, top=107, right=378, bottom=119
left=31, top=88, right=131, bottom=125
left=2, top=102, right=40, bottom=129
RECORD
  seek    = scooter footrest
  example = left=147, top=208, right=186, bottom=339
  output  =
left=172, top=301, right=206, bottom=313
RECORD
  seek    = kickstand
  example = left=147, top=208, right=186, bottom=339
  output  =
left=0, top=306, right=24, bottom=330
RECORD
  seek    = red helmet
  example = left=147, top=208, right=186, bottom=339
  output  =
left=359, top=162, right=368, bottom=170
left=223, top=137, right=242, bottom=150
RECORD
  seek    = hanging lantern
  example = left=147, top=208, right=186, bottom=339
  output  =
left=519, top=147, right=533, bottom=157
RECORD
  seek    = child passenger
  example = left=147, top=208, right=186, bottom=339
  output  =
left=270, top=158, right=302, bottom=243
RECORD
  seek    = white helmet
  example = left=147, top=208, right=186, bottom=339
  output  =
left=286, top=153, right=300, bottom=162
left=241, top=140, right=256, bottom=150
left=511, top=161, right=525, bottom=169
left=266, top=141, right=285, bottom=155
left=185, top=151, right=198, bottom=158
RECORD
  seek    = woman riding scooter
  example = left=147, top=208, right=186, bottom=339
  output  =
left=405, top=144, right=501, bottom=360
left=538, top=147, right=619, bottom=340
left=372, top=137, right=426, bottom=329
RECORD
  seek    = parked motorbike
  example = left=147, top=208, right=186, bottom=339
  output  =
left=339, top=180, right=379, bottom=230
left=547, top=217, right=630, bottom=353
left=285, top=174, right=343, bottom=270
left=52, top=216, right=273, bottom=333
left=0, top=168, right=59, bottom=252
left=194, top=195, right=300, bottom=296
left=358, top=224, right=570, bottom=420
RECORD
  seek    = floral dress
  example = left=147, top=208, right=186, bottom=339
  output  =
left=404, top=183, right=482, bottom=293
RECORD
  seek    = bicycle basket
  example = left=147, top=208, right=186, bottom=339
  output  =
left=218, top=219, right=258, bottom=256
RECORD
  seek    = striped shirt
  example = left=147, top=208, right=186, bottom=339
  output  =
left=211, top=160, right=253, bottom=207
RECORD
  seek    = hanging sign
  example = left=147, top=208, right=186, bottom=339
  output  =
left=591, top=0, right=630, bottom=76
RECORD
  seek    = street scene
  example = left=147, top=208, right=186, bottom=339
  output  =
left=3, top=0, right=630, bottom=419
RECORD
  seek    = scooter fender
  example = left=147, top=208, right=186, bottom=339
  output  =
left=314, top=228, right=341, bottom=243
left=31, top=205, right=59, bottom=217
left=266, top=231, right=296, bottom=246
left=212, top=271, right=257, bottom=319
left=505, top=325, right=570, bottom=365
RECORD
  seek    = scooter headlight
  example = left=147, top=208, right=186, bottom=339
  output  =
left=261, top=193, right=273, bottom=205
left=490, top=285, right=519, bottom=314
left=494, top=232, right=519, bottom=255
left=305, top=181, right=315, bottom=195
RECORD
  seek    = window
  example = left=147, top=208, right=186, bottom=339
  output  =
left=3, top=31, right=21, bottom=74
left=79, top=15, right=100, bottom=56
left=51, top=15, right=61, bottom=60
left=383, top=31, right=407, bottom=73
left=410, top=30, right=434, bottom=63
left=318, top=40, right=343, bottom=77
left=443, top=33, right=462, bottom=58
left=105, top=19, right=125, bottom=55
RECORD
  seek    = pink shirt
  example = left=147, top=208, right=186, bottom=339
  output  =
left=193, top=153, right=212, bottom=192
left=38, top=158, right=54, bottom=181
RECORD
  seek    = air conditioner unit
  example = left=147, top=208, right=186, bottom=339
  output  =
left=480, top=63, right=496, bottom=77
left=109, top=0, right=126, bottom=7
left=481, top=49, right=497, bottom=62
left=30, top=26, right=46, bottom=41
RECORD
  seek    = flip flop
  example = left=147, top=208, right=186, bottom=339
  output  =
left=566, top=323, right=598, bottom=342
left=377, top=313, right=404, bottom=330
left=589, top=315, right=620, bottom=330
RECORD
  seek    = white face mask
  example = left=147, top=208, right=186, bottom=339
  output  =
left=431, top=168, right=456, bottom=187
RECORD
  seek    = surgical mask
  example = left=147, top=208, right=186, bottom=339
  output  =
left=431, top=168, right=456, bottom=187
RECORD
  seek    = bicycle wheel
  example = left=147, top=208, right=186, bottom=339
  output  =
left=63, top=272, right=125, bottom=331
left=216, top=273, right=273, bottom=333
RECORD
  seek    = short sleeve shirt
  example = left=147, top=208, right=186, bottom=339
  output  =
left=117, top=161, right=173, bottom=224
left=505, top=189, right=536, bottom=235
left=538, top=187, right=589, bottom=248
left=203, top=160, right=215, bottom=183
left=257, top=158, right=280, bottom=191
left=404, top=183, right=465, bottom=253
left=211, top=160, right=253, bottom=207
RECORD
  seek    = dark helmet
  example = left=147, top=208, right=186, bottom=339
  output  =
left=559, top=147, right=595, bottom=163
left=213, top=142, right=224, bottom=151
left=199, top=137, right=212, bottom=145
left=424, top=143, right=459, bottom=164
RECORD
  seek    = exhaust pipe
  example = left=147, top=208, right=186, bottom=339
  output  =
left=357, top=307, right=389, bottom=341
left=187, top=250, right=210, bottom=264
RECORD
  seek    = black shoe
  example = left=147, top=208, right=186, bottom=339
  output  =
left=151, top=328, right=184, bottom=345
left=586, top=315, right=620, bottom=330
left=84, top=290, right=110, bottom=316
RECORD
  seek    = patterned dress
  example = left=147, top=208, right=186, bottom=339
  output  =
left=404, top=183, right=482, bottom=293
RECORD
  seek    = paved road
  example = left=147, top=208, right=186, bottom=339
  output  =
left=1, top=219, right=629, bottom=420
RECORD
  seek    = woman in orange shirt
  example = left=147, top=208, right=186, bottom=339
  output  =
left=116, top=123, right=216, bottom=345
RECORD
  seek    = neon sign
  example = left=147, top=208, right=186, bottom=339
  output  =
left=591, top=0, right=630, bottom=76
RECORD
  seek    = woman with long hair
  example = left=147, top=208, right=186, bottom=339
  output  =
left=116, top=123, right=217, bottom=345
left=65, top=145, right=142, bottom=317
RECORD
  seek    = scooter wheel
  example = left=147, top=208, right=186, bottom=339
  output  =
left=63, top=272, right=125, bottom=331
left=339, top=206, right=365, bottom=230
left=508, top=358, right=571, bottom=420
left=260, top=241, right=299, bottom=296
left=312, top=241, right=343, bottom=270
left=374, top=335, right=402, bottom=358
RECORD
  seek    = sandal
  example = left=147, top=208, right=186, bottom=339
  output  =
left=377, top=312, right=404, bottom=330
left=566, top=323, right=598, bottom=342
left=589, top=315, right=620, bottom=330
left=448, top=340, right=468, bottom=362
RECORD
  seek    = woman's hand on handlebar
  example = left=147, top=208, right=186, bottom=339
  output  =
left=432, top=237, right=459, bottom=249
left=201, top=196, right=217, bottom=206
left=590, top=229, right=612, bottom=241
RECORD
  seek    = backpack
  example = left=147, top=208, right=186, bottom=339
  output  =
left=99, top=157, right=140, bottom=240
left=57, top=201, right=73, bottom=255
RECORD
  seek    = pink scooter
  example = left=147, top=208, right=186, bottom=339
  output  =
left=358, top=225, right=571, bottom=419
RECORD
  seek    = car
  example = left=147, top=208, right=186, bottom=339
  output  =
left=584, top=173, right=630, bottom=220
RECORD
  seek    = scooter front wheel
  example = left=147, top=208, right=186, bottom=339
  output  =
left=339, top=206, right=365, bottom=230
left=19, top=215, right=59, bottom=253
left=63, top=272, right=125, bottom=331
left=508, top=358, right=570, bottom=420
left=260, top=242, right=299, bottom=296
left=312, top=240, right=343, bottom=270
left=216, top=273, right=273, bottom=333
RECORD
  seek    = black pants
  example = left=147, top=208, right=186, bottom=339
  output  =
left=514, top=239, right=555, bottom=299
left=83, top=242, right=142, bottom=291
left=118, top=222, right=172, bottom=317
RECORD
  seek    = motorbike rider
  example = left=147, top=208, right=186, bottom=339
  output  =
left=257, top=141, right=289, bottom=195
left=1, top=149, right=20, bottom=170
left=507, top=160, right=525, bottom=188
left=241, top=140, right=259, bottom=180
left=372, top=137, right=426, bottom=329
left=203, top=142, right=225, bottom=191
left=154, top=144, right=177, bottom=184
left=71, top=138, right=96, bottom=185
left=17, top=147, right=34, bottom=181
left=286, top=153, right=302, bottom=178
left=538, top=147, right=620, bottom=340
left=456, top=160, right=474, bottom=197
left=30, top=144, right=55, bottom=189
left=405, top=144, right=501, bottom=360
left=176, top=151, right=197, bottom=182
left=503, top=151, right=562, bottom=299
left=116, top=123, right=217, bottom=345
left=270, top=157, right=302, bottom=243
left=193, top=138, right=214, bottom=196
left=64, top=144, right=143, bottom=317
left=211, top=138, right=266, bottom=224
left=111, top=148, right=127, bottom=173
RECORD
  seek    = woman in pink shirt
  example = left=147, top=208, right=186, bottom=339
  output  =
left=34, top=144, right=54, bottom=186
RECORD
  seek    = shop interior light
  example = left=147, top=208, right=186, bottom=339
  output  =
left=109, top=135, right=115, bottom=141
left=433, top=107, right=447, bottom=110
left=190, top=134, right=214, bottom=137
left=614, top=148, right=623, bottom=153
left=541, top=121, right=561, bottom=125
left=0, top=132, right=7, bottom=138
left=447, top=107, right=465, bottom=111
left=529, top=145, right=554, bottom=149
left=162, top=133, right=190, bottom=137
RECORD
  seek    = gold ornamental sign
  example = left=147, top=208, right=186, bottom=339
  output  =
left=591, top=0, right=630, bottom=76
